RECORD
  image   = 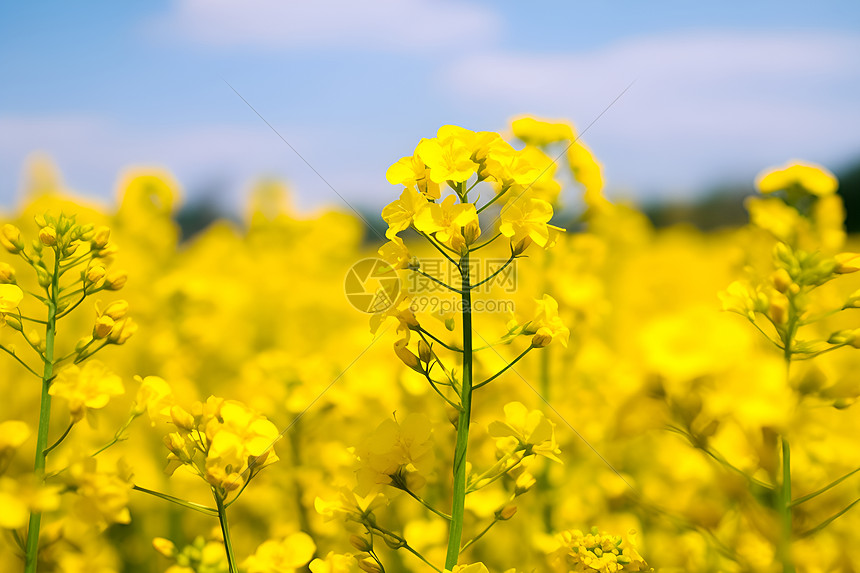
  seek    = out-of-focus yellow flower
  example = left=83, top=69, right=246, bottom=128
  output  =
left=0, top=475, right=62, bottom=529
left=0, top=283, right=23, bottom=315
left=499, top=197, right=563, bottom=249
left=511, top=116, right=574, bottom=146
left=450, top=563, right=491, bottom=573
left=355, top=413, right=435, bottom=494
left=488, top=401, right=561, bottom=463
left=67, top=458, right=132, bottom=529
left=756, top=161, right=838, bottom=196
left=133, top=375, right=174, bottom=424
left=567, top=141, right=607, bottom=209
left=49, top=361, right=124, bottom=422
left=745, top=196, right=802, bottom=243
left=243, top=532, right=316, bottom=573
left=309, top=552, right=359, bottom=573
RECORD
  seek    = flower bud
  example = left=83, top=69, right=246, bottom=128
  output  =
left=769, top=292, right=789, bottom=325
left=101, top=300, right=129, bottom=320
left=358, top=560, right=382, bottom=573
left=497, top=505, right=518, bottom=520
left=93, top=315, right=115, bottom=339
left=514, top=473, right=537, bottom=495
left=394, top=340, right=424, bottom=373
left=105, top=271, right=128, bottom=290
left=835, top=252, right=860, bottom=274
left=163, top=432, right=187, bottom=456
left=86, top=265, right=106, bottom=285
left=845, top=289, right=860, bottom=309
left=463, top=220, right=481, bottom=245
left=828, top=329, right=860, bottom=347
left=771, top=268, right=792, bottom=293
left=108, top=317, right=138, bottom=345
left=417, top=339, right=432, bottom=364
left=92, top=226, right=111, bottom=249
left=382, top=533, right=405, bottom=550
left=350, top=535, right=372, bottom=552
left=512, top=236, right=532, bottom=256
left=38, top=226, right=57, bottom=246
left=35, top=266, right=51, bottom=288
left=26, top=329, right=45, bottom=354
left=4, top=312, right=22, bottom=331
left=531, top=327, right=553, bottom=348
left=152, top=538, right=177, bottom=558
left=170, top=405, right=195, bottom=432
left=0, top=263, right=15, bottom=284
left=1, top=225, right=23, bottom=253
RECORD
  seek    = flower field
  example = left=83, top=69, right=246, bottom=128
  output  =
left=1, top=117, right=859, bottom=573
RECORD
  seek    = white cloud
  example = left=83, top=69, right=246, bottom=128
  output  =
left=149, top=0, right=500, bottom=52
left=443, top=31, right=860, bottom=197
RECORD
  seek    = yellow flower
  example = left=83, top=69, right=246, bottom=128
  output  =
left=355, top=413, right=435, bottom=495
left=243, top=532, right=316, bottom=573
left=133, top=375, right=174, bottom=424
left=49, top=361, right=124, bottom=422
left=756, top=160, right=838, bottom=196
left=381, top=188, right=428, bottom=238
left=309, top=552, right=359, bottom=573
left=488, top=401, right=562, bottom=463
left=68, top=458, right=132, bottom=529
left=414, top=194, right=480, bottom=252
left=523, top=294, right=570, bottom=348
left=386, top=153, right=441, bottom=199
left=567, top=141, right=607, bottom=209
left=451, top=564, right=491, bottom=573
left=499, top=197, right=563, bottom=249
left=0, top=420, right=30, bottom=470
left=511, top=116, right=574, bottom=146
left=0, top=283, right=24, bottom=314
left=0, top=475, right=61, bottom=529
left=550, top=528, right=650, bottom=572
left=484, top=145, right=544, bottom=188
left=415, top=130, right=479, bottom=184
left=378, top=236, right=410, bottom=270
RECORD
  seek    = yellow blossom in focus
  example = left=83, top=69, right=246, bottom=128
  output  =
left=49, top=361, right=124, bottom=422
left=499, top=197, right=563, bottom=249
left=355, top=413, right=435, bottom=494
left=756, top=160, right=838, bottom=196
left=414, top=195, right=480, bottom=252
left=415, top=131, right=479, bottom=184
left=386, top=152, right=441, bottom=199
left=378, top=236, right=410, bottom=270
left=549, top=528, right=650, bottom=572
left=523, top=294, right=570, bottom=348
left=450, top=564, right=491, bottom=573
left=381, top=188, right=428, bottom=238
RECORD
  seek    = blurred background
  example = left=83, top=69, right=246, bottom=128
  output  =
left=2, top=0, right=860, bottom=234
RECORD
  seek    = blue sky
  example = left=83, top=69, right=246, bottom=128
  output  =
left=2, top=1, right=859, bottom=214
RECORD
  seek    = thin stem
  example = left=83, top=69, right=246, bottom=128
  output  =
left=16, top=311, right=48, bottom=325
left=24, top=250, right=60, bottom=573
left=791, top=467, right=860, bottom=507
left=56, top=294, right=87, bottom=319
left=90, top=414, right=139, bottom=458
left=0, top=344, right=41, bottom=377
left=408, top=269, right=464, bottom=295
left=476, top=187, right=510, bottom=214
left=402, top=487, right=452, bottom=520
left=469, top=232, right=502, bottom=252
left=469, top=254, right=515, bottom=291
left=133, top=485, right=218, bottom=516
left=368, top=523, right=441, bottom=573
left=417, top=327, right=462, bottom=352
left=460, top=516, right=499, bottom=552
left=417, top=231, right=461, bottom=268
left=445, top=245, right=473, bottom=570
left=473, top=347, right=532, bottom=390
left=779, top=438, right=795, bottom=573
left=800, top=497, right=860, bottom=538
left=214, top=490, right=238, bottom=573
left=43, top=422, right=74, bottom=456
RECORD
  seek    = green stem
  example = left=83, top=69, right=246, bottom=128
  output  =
left=469, top=253, right=515, bottom=291
left=43, top=422, right=74, bottom=456
left=445, top=248, right=473, bottom=569
left=473, top=347, right=532, bottom=390
left=800, top=497, right=860, bottom=538
left=402, top=487, right=452, bottom=520
left=0, top=344, right=41, bottom=378
left=779, top=439, right=795, bottom=573
left=408, top=268, right=464, bottom=295
left=214, top=489, right=238, bottom=573
left=476, top=186, right=510, bottom=214
left=460, top=516, right=499, bottom=552
left=132, top=485, right=218, bottom=516
left=24, top=251, right=59, bottom=573
left=791, top=466, right=860, bottom=507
